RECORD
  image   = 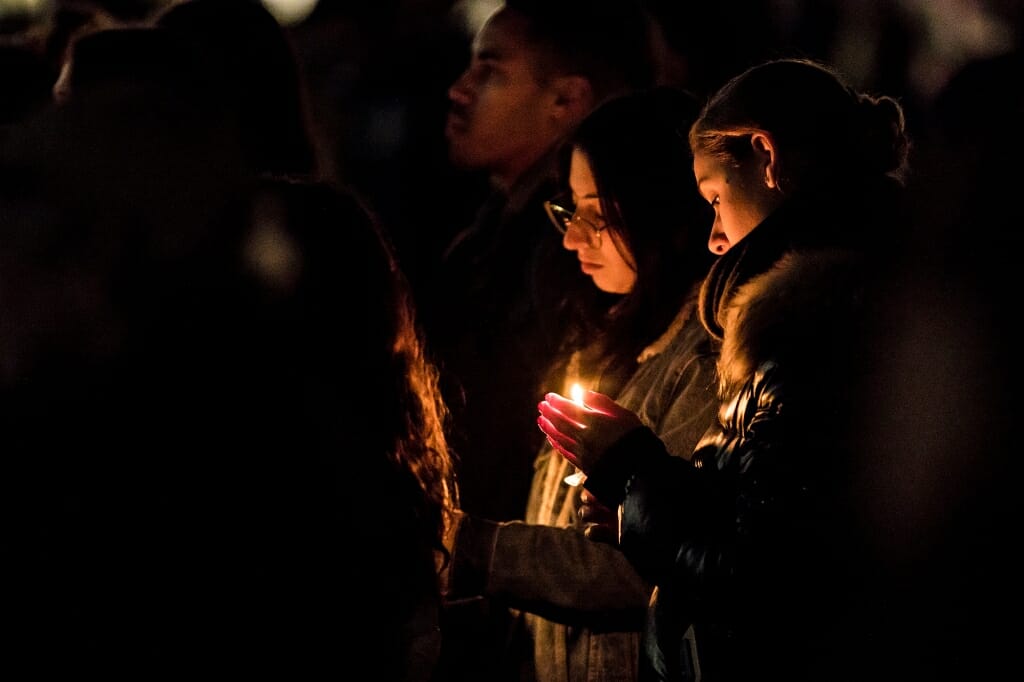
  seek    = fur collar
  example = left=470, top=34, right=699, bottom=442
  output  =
left=718, top=248, right=865, bottom=395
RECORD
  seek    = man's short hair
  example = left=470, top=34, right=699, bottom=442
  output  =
left=504, top=0, right=654, bottom=101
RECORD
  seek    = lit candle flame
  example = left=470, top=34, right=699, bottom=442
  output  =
left=570, top=383, right=584, bottom=405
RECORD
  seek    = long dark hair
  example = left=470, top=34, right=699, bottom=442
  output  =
left=247, top=176, right=458, bottom=549
left=553, top=87, right=714, bottom=387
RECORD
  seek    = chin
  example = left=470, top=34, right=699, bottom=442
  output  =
left=598, top=280, right=630, bottom=295
left=447, top=144, right=483, bottom=170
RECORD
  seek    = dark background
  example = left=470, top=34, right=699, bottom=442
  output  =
left=5, top=0, right=1021, bottom=289
left=2, top=2, right=1023, bottom=677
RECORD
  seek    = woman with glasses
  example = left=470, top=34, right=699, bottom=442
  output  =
left=439, top=86, right=719, bottom=682
left=539, top=58, right=912, bottom=681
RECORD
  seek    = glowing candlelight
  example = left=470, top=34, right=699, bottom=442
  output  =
left=564, top=382, right=587, bottom=487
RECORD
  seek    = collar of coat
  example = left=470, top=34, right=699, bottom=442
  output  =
left=717, top=247, right=866, bottom=396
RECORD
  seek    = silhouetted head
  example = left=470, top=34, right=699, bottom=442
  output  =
left=157, top=0, right=320, bottom=177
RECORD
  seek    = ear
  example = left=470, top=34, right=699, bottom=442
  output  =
left=549, top=75, right=594, bottom=126
left=750, top=132, right=779, bottom=189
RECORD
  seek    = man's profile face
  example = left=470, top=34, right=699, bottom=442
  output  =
left=444, top=8, right=561, bottom=187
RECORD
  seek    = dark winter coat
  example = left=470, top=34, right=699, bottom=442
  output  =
left=583, top=178, right=906, bottom=682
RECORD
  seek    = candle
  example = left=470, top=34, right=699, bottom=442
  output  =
left=563, top=470, right=586, bottom=487
left=563, top=382, right=586, bottom=487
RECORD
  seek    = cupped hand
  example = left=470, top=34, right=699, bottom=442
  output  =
left=536, top=389, right=643, bottom=474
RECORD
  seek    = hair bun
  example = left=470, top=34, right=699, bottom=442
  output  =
left=855, top=94, right=910, bottom=180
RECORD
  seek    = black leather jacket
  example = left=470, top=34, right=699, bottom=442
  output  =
left=584, top=181, right=905, bottom=681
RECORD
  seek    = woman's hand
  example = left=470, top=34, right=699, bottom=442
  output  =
left=537, top=389, right=643, bottom=474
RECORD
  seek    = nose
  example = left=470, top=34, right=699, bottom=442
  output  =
left=708, top=228, right=729, bottom=255
left=448, top=70, right=473, bottom=106
left=562, top=222, right=589, bottom=251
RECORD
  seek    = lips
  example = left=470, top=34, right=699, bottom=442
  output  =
left=579, top=260, right=601, bottom=275
left=445, top=111, right=468, bottom=138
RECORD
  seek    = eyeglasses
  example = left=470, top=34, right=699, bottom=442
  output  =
left=543, top=198, right=606, bottom=249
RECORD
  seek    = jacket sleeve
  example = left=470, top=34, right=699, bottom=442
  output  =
left=615, top=361, right=818, bottom=609
left=446, top=514, right=651, bottom=629
left=581, top=426, right=723, bottom=588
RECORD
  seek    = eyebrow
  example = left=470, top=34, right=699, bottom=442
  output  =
left=693, top=176, right=715, bottom=202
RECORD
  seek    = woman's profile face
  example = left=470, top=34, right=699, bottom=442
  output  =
left=562, top=149, right=636, bottom=294
left=693, top=142, right=782, bottom=254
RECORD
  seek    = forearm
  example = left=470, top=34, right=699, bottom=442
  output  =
left=576, top=425, right=729, bottom=592
left=447, top=515, right=650, bottom=628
